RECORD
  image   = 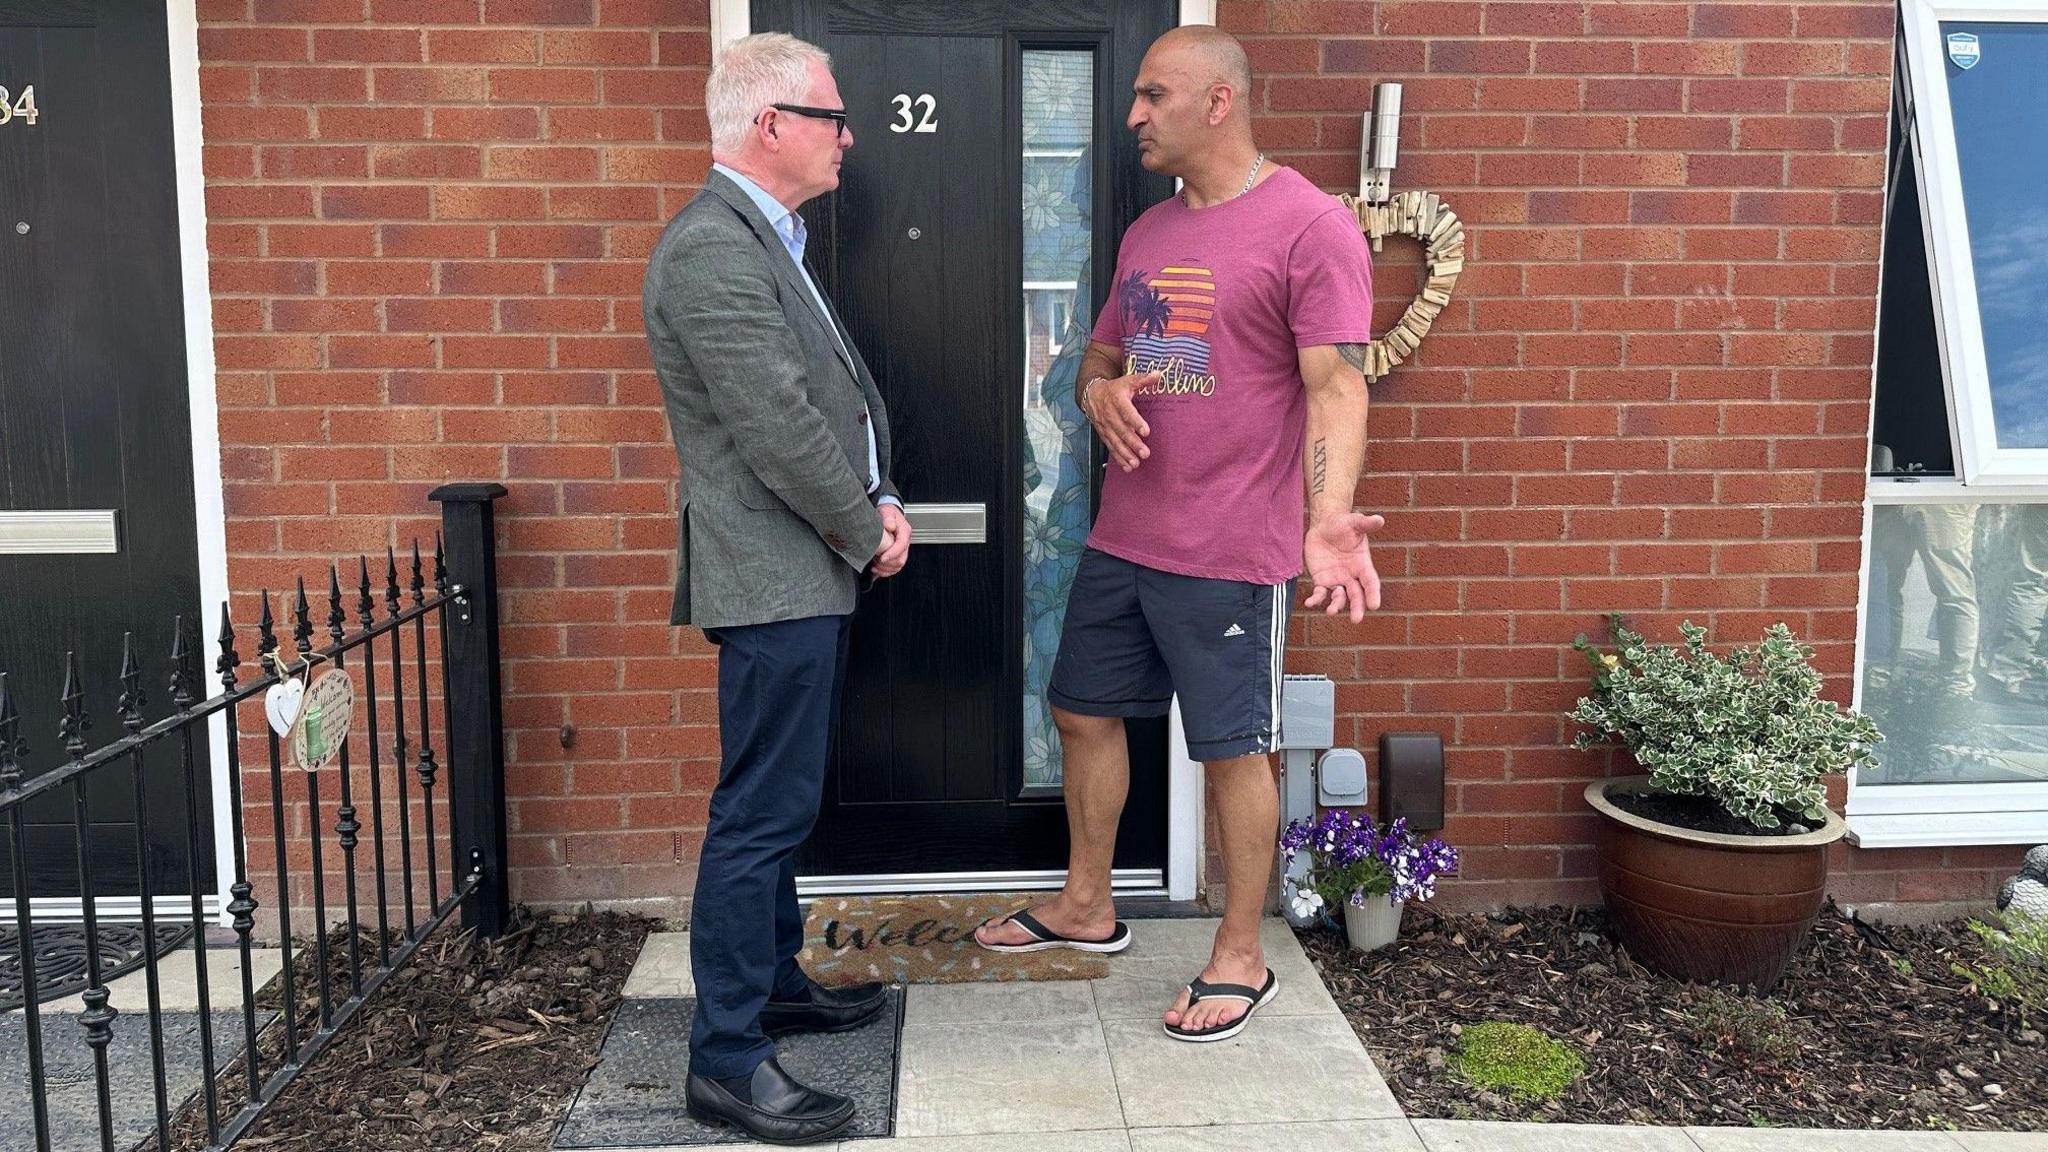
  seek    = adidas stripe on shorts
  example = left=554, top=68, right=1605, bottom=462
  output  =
left=1047, top=547, right=1296, bottom=761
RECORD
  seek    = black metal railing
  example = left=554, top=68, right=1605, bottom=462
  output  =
left=0, top=482, right=507, bottom=1152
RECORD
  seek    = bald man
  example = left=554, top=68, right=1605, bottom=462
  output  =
left=976, top=26, right=1380, bottom=1042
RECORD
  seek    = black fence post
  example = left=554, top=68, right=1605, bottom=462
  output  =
left=430, top=482, right=509, bottom=937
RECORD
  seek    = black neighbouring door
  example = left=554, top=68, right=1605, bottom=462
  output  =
left=754, top=0, right=1178, bottom=877
left=0, top=2, right=210, bottom=903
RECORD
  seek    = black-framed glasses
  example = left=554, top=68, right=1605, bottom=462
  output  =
left=758, top=103, right=849, bottom=138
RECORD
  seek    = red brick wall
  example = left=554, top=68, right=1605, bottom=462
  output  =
left=192, top=0, right=2016, bottom=919
left=1221, top=0, right=2013, bottom=912
left=198, top=0, right=719, bottom=916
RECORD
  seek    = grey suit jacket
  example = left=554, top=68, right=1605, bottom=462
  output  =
left=643, top=170, right=899, bottom=629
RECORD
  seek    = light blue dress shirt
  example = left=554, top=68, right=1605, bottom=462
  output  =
left=712, top=163, right=894, bottom=508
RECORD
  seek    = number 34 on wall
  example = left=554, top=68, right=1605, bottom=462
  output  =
left=0, top=86, right=40, bottom=126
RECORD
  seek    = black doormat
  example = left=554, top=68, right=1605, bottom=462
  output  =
left=0, top=923, right=195, bottom=1012
left=553, top=991, right=904, bottom=1148
left=0, top=1007, right=267, bottom=1152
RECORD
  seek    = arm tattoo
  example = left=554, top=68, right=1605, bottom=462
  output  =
left=1336, top=343, right=1368, bottom=373
left=1311, top=438, right=1328, bottom=498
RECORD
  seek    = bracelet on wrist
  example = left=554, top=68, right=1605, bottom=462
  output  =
left=1081, top=375, right=1108, bottom=414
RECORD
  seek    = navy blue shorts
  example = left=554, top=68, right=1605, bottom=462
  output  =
left=1047, top=548, right=1296, bottom=761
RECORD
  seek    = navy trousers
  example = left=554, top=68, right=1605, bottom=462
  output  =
left=688, top=613, right=851, bottom=1079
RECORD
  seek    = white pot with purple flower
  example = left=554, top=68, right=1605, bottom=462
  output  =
left=1280, top=810, right=1458, bottom=953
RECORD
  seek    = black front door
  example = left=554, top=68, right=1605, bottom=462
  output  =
left=0, top=2, right=210, bottom=903
left=755, top=0, right=1178, bottom=878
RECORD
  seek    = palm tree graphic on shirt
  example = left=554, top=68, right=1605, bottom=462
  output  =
left=1120, top=269, right=1173, bottom=339
left=1119, top=264, right=1216, bottom=386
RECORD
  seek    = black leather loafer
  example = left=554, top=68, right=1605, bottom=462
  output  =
left=684, top=1056, right=855, bottom=1146
left=759, top=979, right=888, bottom=1037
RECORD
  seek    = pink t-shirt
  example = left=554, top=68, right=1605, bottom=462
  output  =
left=1087, top=166, right=1375, bottom=584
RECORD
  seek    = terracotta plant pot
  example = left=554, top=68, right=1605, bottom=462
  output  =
left=1583, top=775, right=1845, bottom=990
left=1342, top=897, right=1403, bottom=952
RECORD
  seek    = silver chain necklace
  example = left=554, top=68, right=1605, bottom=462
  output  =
left=1181, top=153, right=1265, bottom=207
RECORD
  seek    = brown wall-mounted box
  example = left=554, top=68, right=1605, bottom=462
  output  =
left=1377, top=732, right=1445, bottom=833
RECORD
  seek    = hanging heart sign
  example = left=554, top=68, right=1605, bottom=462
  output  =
left=1335, top=188, right=1465, bottom=382
left=286, top=668, right=355, bottom=774
left=264, top=678, right=305, bottom=738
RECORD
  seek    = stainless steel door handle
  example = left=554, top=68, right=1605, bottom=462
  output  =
left=901, top=503, right=985, bottom=544
left=0, top=510, right=121, bottom=555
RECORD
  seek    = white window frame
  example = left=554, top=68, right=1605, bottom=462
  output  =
left=1899, top=0, right=2048, bottom=485
left=1048, top=293, right=1072, bottom=356
left=1849, top=1, right=2048, bottom=846
left=1023, top=281, right=1080, bottom=359
left=1851, top=482, right=2048, bottom=845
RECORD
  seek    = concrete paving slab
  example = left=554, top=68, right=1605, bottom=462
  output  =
left=1117, top=917, right=1222, bottom=963
left=1411, top=1120, right=1704, bottom=1152
left=1128, top=1118, right=1426, bottom=1152
left=837, top=1131, right=1133, bottom=1151
left=1103, top=1013, right=1400, bottom=1129
left=1091, top=918, right=1338, bottom=1022
left=902, top=979, right=1098, bottom=1027
left=1949, top=1136, right=2048, bottom=1152
left=895, top=1018, right=1123, bottom=1138
left=13, top=946, right=283, bottom=1017
left=621, top=932, right=694, bottom=999
left=1685, top=1130, right=1969, bottom=1152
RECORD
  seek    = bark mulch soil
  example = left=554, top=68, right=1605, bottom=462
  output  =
left=1300, top=902, right=2046, bottom=1131
left=167, top=908, right=652, bottom=1151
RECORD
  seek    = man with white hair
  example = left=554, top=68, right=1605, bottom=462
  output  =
left=642, top=31, right=909, bottom=1145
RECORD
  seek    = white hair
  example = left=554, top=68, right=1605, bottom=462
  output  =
left=706, top=32, right=832, bottom=156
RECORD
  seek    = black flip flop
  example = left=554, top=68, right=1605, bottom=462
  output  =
left=1164, top=967, right=1279, bottom=1043
left=974, top=908, right=1132, bottom=954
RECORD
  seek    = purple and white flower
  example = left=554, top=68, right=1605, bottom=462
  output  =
left=1280, top=809, right=1459, bottom=917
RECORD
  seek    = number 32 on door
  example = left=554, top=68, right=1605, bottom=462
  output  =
left=891, top=92, right=937, bottom=134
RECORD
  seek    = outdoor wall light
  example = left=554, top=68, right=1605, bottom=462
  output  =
left=1360, top=80, right=1402, bottom=204
left=1339, top=81, right=1464, bottom=382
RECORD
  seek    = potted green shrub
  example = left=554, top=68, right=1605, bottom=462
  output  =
left=1570, top=616, right=1881, bottom=989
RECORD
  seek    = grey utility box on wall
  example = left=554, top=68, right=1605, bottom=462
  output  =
left=1276, top=674, right=1335, bottom=750
left=1276, top=675, right=1337, bottom=926
left=1276, top=674, right=1369, bottom=812
left=1316, top=746, right=1369, bottom=808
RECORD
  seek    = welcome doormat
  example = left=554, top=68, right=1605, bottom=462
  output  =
left=799, top=893, right=1111, bottom=986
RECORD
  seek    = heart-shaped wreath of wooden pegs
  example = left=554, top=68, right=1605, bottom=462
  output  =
left=1336, top=188, right=1465, bottom=382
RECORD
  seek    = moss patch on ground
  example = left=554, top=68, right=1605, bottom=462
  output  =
left=1450, top=1021, right=1586, bottom=1101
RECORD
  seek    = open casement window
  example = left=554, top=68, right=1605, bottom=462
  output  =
left=1850, top=1, right=2048, bottom=846
left=1899, top=2, right=2048, bottom=484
